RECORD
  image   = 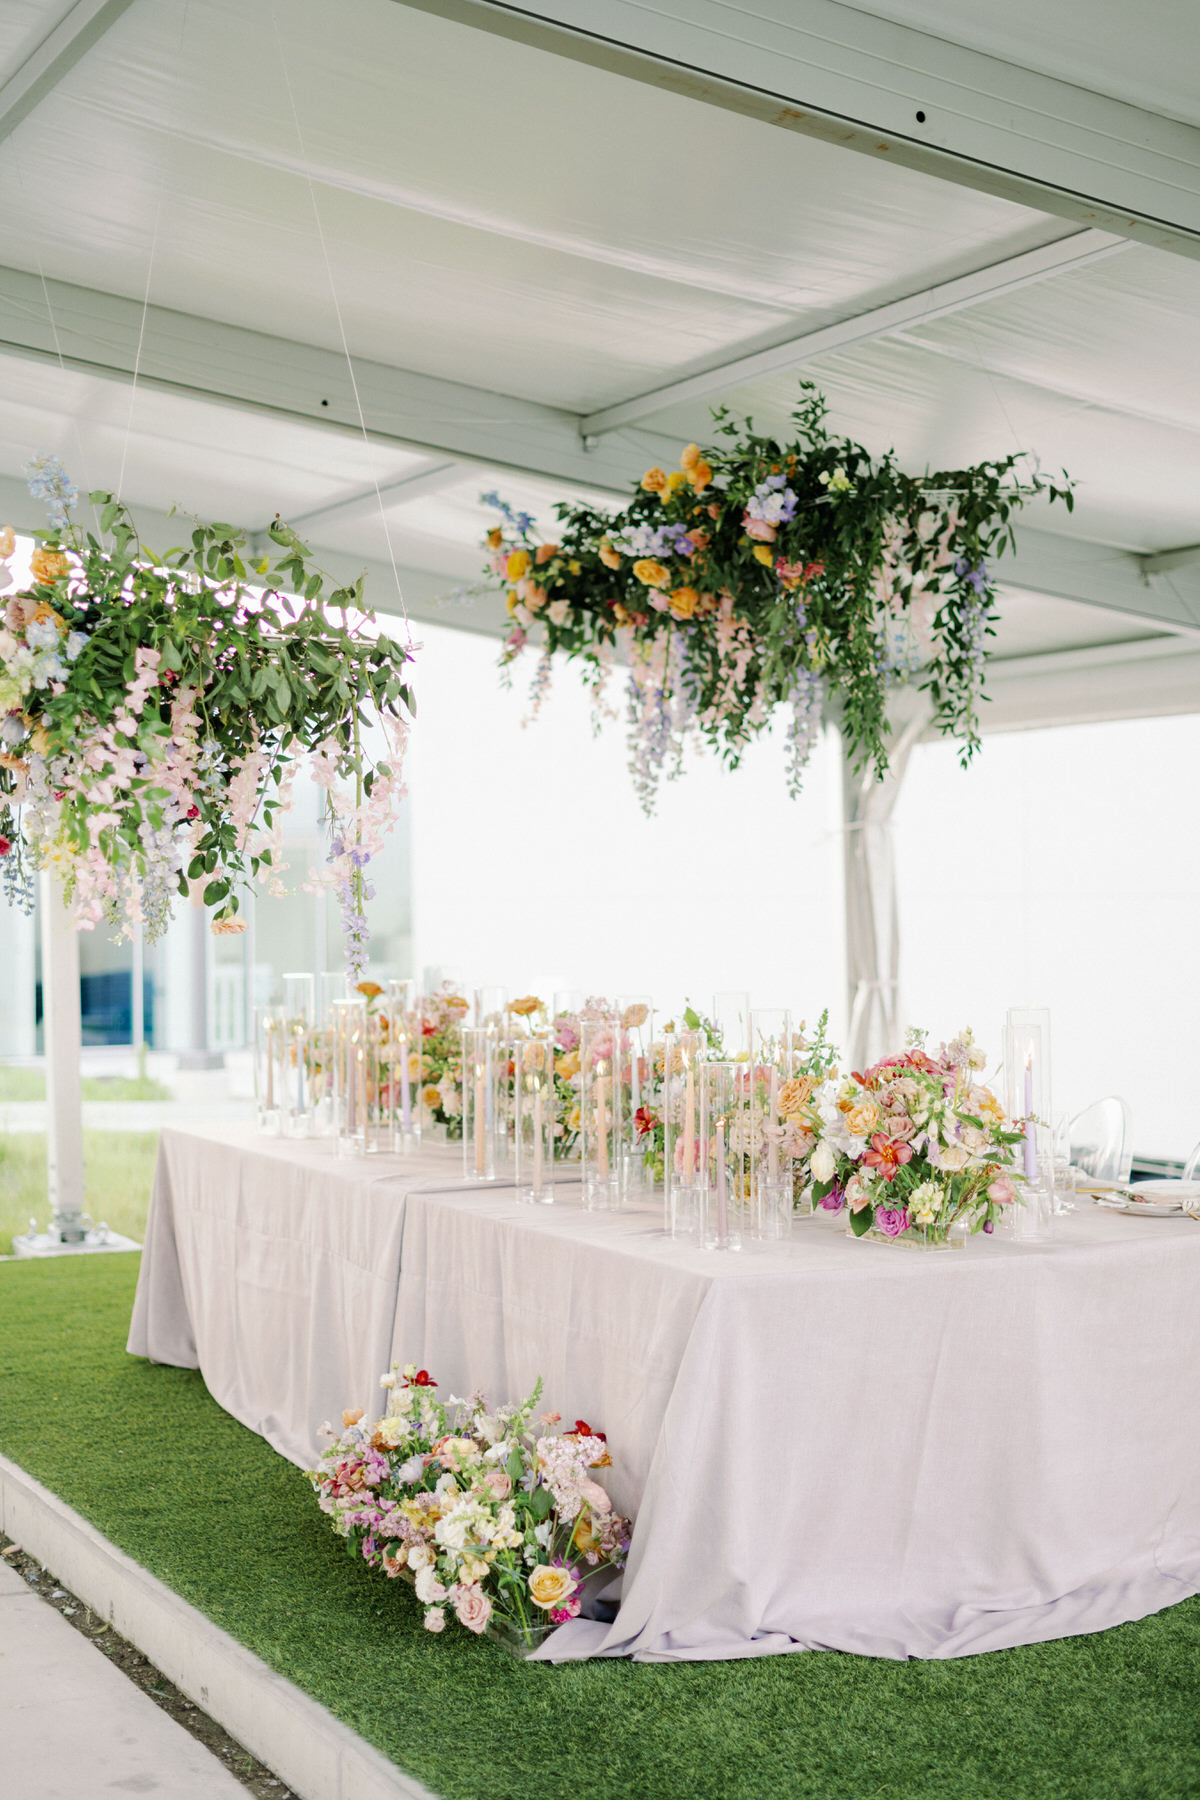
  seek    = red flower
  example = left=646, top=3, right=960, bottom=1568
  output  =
left=422, top=1021, right=436, bottom=1037
left=861, top=1133, right=914, bottom=1183
left=404, top=1368, right=435, bottom=1388
left=0, top=836, right=9, bottom=857
left=566, top=1419, right=606, bottom=1442
left=634, top=1105, right=657, bottom=1139
left=186, top=805, right=200, bottom=819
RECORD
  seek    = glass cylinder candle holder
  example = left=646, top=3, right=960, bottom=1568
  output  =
left=461, top=1026, right=498, bottom=1182
left=712, top=990, right=751, bottom=1062
left=616, top=996, right=655, bottom=1196
left=331, top=998, right=369, bottom=1156
left=474, top=985, right=508, bottom=1029
left=1003, top=1006, right=1055, bottom=1237
left=749, top=1008, right=793, bottom=1233
left=253, top=1004, right=285, bottom=1134
left=387, top=978, right=420, bottom=1151
left=697, top=1061, right=746, bottom=1251
left=364, top=1001, right=394, bottom=1152
left=280, top=974, right=315, bottom=1139
left=513, top=1031, right=555, bottom=1204
left=580, top=1015, right=621, bottom=1210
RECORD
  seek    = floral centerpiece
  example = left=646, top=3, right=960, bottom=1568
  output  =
left=309, top=1363, right=631, bottom=1654
left=0, top=459, right=413, bottom=974
left=793, top=1029, right=1025, bottom=1245
left=416, top=986, right=470, bottom=1138
left=482, top=385, right=1071, bottom=813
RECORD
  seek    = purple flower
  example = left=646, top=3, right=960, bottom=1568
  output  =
left=818, top=1182, right=845, bottom=1213
left=874, top=1206, right=910, bottom=1238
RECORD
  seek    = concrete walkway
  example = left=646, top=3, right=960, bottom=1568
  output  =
left=0, top=1556, right=247, bottom=1799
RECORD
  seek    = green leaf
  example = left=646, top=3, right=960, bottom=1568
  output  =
left=202, top=879, right=228, bottom=906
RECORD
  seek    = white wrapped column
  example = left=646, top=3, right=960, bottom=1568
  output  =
left=841, top=688, right=933, bottom=1072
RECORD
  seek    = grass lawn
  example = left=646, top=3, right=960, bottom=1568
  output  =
left=0, top=1131, right=158, bottom=1252
left=0, top=1068, right=172, bottom=1103
left=0, top=1258, right=1197, bottom=1800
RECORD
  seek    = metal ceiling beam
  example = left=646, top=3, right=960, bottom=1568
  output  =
left=281, top=460, right=467, bottom=534
left=1139, top=541, right=1200, bottom=579
left=394, top=0, right=1200, bottom=261
left=582, top=228, right=1127, bottom=436
left=2, top=268, right=1199, bottom=639
left=0, top=0, right=137, bottom=146
left=0, top=264, right=677, bottom=496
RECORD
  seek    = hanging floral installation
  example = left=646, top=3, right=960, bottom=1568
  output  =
left=0, top=459, right=413, bottom=977
left=482, top=385, right=1071, bottom=812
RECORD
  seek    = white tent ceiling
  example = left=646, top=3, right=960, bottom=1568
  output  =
left=0, top=0, right=1198, bottom=727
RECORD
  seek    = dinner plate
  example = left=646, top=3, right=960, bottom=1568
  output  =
left=1131, top=1178, right=1200, bottom=1203
left=1088, top=1179, right=1200, bottom=1216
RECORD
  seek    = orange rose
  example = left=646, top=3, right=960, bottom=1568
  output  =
left=687, top=460, right=713, bottom=492
left=632, top=559, right=670, bottom=589
left=668, top=587, right=698, bottom=619
left=356, top=981, right=383, bottom=999
left=535, top=543, right=559, bottom=565
left=486, top=527, right=504, bottom=550
left=30, top=549, right=68, bottom=586
left=640, top=467, right=669, bottom=497
left=598, top=539, right=622, bottom=570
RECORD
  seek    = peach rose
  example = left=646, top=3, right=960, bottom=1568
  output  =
left=210, top=915, right=247, bottom=936
left=640, top=467, right=669, bottom=497
left=987, top=1174, right=1017, bottom=1205
left=679, top=442, right=702, bottom=471
left=528, top=1564, right=576, bottom=1610
left=578, top=1477, right=612, bottom=1514
left=687, top=460, right=713, bottom=491
left=668, top=586, right=698, bottom=619
left=483, top=1468, right=512, bottom=1501
left=744, top=518, right=776, bottom=543
left=30, top=549, right=68, bottom=585
left=632, top=559, right=670, bottom=589
left=0, top=526, right=14, bottom=558
left=510, top=995, right=543, bottom=1016
left=778, top=1076, right=813, bottom=1117
left=598, top=539, right=622, bottom=570
left=453, top=1583, right=491, bottom=1634
left=342, top=1408, right=364, bottom=1429
left=534, top=543, right=559, bottom=564
left=844, top=1099, right=880, bottom=1138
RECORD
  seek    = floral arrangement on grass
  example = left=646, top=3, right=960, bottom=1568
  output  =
left=793, top=1029, right=1025, bottom=1244
left=0, top=459, right=413, bottom=973
left=482, top=384, right=1071, bottom=812
left=309, top=1363, right=630, bottom=1651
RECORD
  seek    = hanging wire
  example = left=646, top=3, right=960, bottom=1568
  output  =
left=270, top=5, right=413, bottom=647
left=117, top=193, right=164, bottom=506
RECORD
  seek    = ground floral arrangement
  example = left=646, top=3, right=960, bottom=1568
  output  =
left=310, top=1364, right=630, bottom=1651
left=0, top=459, right=413, bottom=973
left=483, top=384, right=1071, bottom=811
left=793, top=1029, right=1025, bottom=1244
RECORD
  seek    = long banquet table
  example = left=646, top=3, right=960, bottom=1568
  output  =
left=129, top=1123, right=1200, bottom=1664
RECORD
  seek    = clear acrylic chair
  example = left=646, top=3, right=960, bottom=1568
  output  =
left=1069, top=1097, right=1132, bottom=1185
left=1183, top=1140, right=1200, bottom=1182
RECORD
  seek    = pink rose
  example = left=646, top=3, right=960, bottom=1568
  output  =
left=578, top=1477, right=612, bottom=1514
left=743, top=516, right=777, bottom=542
left=874, top=1206, right=910, bottom=1238
left=886, top=1116, right=917, bottom=1143
left=423, top=1606, right=446, bottom=1633
left=453, top=1583, right=492, bottom=1634
left=483, top=1469, right=512, bottom=1501
left=987, top=1174, right=1017, bottom=1205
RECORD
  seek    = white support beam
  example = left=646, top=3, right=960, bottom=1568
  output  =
left=0, top=265, right=678, bottom=497
left=582, top=229, right=1127, bottom=436
left=0, top=0, right=137, bottom=145
left=1139, top=542, right=1200, bottom=579
left=998, top=528, right=1200, bottom=640
left=282, top=460, right=467, bottom=534
left=395, top=0, right=1200, bottom=260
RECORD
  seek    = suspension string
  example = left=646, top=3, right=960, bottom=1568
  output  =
left=117, top=193, right=164, bottom=507
left=270, top=7, right=413, bottom=648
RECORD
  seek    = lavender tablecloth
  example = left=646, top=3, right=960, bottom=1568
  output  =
left=129, top=1127, right=1200, bottom=1661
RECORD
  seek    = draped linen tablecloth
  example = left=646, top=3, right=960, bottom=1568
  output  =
left=127, top=1123, right=473, bottom=1467
left=392, top=1188, right=1200, bottom=1663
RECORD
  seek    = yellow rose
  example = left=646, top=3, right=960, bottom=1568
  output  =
left=568, top=1104, right=582, bottom=1132
left=687, top=460, right=713, bottom=492
left=506, top=548, right=531, bottom=581
left=30, top=549, right=68, bottom=586
left=356, top=981, right=383, bottom=999
left=679, top=442, right=702, bottom=472
left=506, top=591, right=519, bottom=615
left=752, top=544, right=774, bottom=566
left=408, top=1053, right=422, bottom=1079
left=528, top=1564, right=575, bottom=1610
left=568, top=558, right=581, bottom=575
left=510, top=995, right=543, bottom=1016
left=598, top=540, right=621, bottom=570
left=556, top=1050, right=580, bottom=1080
left=632, top=559, right=670, bottom=589
left=667, top=471, right=687, bottom=493
left=668, top=586, right=698, bottom=619
left=422, top=1085, right=442, bottom=1108
left=640, top=467, right=669, bottom=497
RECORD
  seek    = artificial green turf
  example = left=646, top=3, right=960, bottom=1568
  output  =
left=1, top=1257, right=1198, bottom=1800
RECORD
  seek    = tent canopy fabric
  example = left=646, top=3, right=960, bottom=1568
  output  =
left=0, top=0, right=1198, bottom=726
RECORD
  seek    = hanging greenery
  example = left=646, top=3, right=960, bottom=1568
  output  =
left=0, top=460, right=413, bottom=976
left=482, top=384, right=1071, bottom=811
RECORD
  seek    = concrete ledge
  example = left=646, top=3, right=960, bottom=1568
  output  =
left=0, top=1453, right=439, bottom=1800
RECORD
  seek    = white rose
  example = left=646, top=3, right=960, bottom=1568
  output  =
left=810, top=1140, right=837, bottom=1184
left=414, top=1566, right=447, bottom=1604
left=406, top=1543, right=433, bottom=1571
left=939, top=1144, right=969, bottom=1171
left=547, top=599, right=570, bottom=625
